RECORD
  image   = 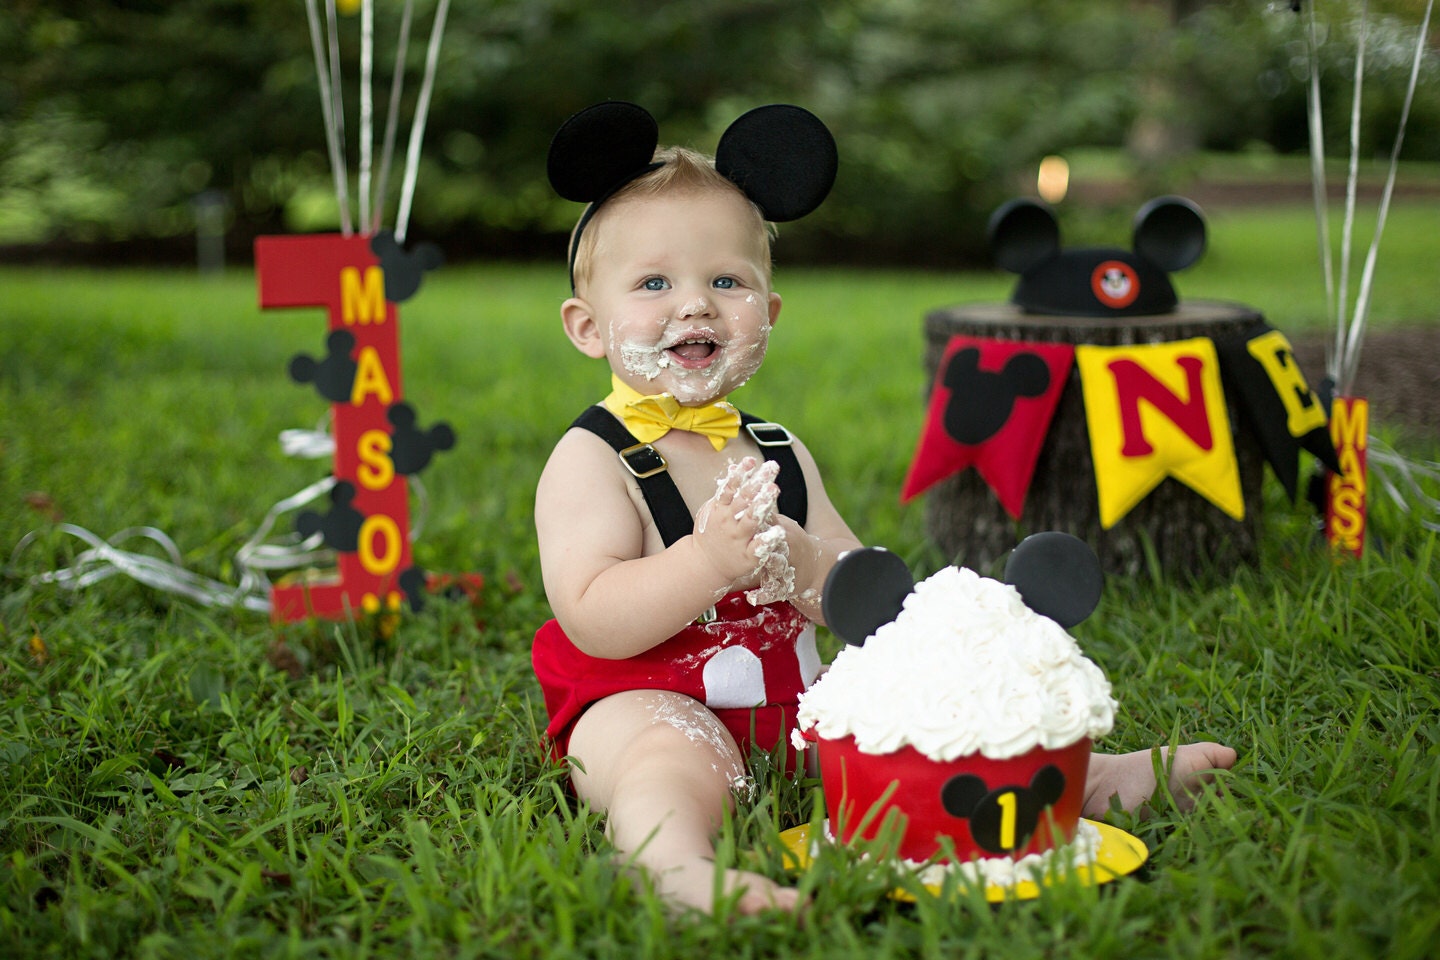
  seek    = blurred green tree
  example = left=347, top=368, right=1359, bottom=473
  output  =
left=1, top=0, right=1434, bottom=262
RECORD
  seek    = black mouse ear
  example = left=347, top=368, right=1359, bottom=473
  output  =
left=1133, top=196, right=1206, bottom=271
left=1030, top=765, right=1067, bottom=806
left=988, top=198, right=1061, bottom=274
left=715, top=104, right=837, bottom=222
left=547, top=101, right=660, bottom=203
left=821, top=547, right=914, bottom=646
left=1002, top=531, right=1103, bottom=629
left=940, top=773, right=989, bottom=819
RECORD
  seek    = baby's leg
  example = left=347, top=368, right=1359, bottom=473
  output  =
left=567, top=689, right=801, bottom=915
left=1083, top=742, right=1237, bottom=818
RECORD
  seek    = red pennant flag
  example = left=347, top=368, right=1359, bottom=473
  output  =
left=901, top=336, right=1074, bottom=519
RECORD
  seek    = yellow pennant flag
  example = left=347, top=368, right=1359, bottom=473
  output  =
left=1077, top=338, right=1244, bottom=528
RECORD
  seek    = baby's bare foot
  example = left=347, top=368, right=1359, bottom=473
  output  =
left=1084, top=742, right=1236, bottom=817
left=647, top=858, right=803, bottom=915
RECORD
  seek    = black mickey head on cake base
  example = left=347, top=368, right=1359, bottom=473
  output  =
left=941, top=764, right=1067, bottom=855
left=990, top=196, right=1207, bottom=317
left=820, top=533, right=1104, bottom=856
left=547, top=100, right=839, bottom=291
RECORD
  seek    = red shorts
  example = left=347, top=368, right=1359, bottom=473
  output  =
left=532, top=592, right=819, bottom=766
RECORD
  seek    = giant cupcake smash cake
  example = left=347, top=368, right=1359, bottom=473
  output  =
left=796, top=563, right=1117, bottom=883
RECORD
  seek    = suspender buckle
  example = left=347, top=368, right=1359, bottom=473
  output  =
left=745, top=422, right=794, bottom=447
left=618, top=442, right=668, bottom=479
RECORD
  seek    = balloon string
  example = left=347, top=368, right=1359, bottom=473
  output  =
left=1368, top=437, right=1440, bottom=533
left=1340, top=0, right=1434, bottom=395
left=372, top=0, right=415, bottom=234
left=359, top=0, right=374, bottom=233
left=304, top=0, right=351, bottom=236
left=1334, top=1, right=1367, bottom=377
left=10, top=418, right=432, bottom=612
left=1303, top=3, right=1336, bottom=351
left=323, top=0, right=352, bottom=235
left=395, top=0, right=450, bottom=244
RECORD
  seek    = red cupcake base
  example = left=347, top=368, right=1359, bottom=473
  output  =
left=816, top=734, right=1092, bottom=864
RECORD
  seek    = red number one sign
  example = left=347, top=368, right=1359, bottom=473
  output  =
left=255, top=233, right=415, bottom=621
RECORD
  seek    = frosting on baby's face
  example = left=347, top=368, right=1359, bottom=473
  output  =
left=570, top=188, right=780, bottom=407
left=796, top=566, right=1116, bottom=761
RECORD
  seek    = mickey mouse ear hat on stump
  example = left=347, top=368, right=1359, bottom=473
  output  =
left=822, top=532, right=1103, bottom=645
left=547, top=101, right=838, bottom=290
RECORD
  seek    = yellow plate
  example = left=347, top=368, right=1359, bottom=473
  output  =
left=777, top=819, right=1148, bottom=903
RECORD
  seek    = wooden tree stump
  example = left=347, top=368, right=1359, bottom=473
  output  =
left=921, top=299, right=1267, bottom=579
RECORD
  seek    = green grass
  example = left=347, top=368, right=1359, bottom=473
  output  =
left=1, top=213, right=1438, bottom=958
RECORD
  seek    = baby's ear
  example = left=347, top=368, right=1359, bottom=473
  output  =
left=560, top=297, right=607, bottom=359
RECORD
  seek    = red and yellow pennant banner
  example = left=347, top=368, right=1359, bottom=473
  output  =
left=1076, top=338, right=1243, bottom=529
left=901, top=336, right=1074, bottom=519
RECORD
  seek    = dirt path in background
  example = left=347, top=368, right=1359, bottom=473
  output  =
left=1288, top=325, right=1440, bottom=437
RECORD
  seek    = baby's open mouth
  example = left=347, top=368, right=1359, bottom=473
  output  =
left=667, top=338, right=718, bottom=365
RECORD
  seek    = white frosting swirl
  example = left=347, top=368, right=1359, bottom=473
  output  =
left=796, top=566, right=1116, bottom=761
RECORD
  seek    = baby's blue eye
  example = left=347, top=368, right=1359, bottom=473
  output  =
left=713, top=277, right=736, bottom=289
left=643, top=277, right=669, bottom=291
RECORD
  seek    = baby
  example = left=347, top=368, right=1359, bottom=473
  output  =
left=531, top=102, right=1235, bottom=914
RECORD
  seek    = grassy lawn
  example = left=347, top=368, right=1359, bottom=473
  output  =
left=1, top=201, right=1437, bottom=957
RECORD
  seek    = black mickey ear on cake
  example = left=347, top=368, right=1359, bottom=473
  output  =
left=821, top=547, right=914, bottom=646
left=1002, top=531, right=1104, bottom=629
left=546, top=101, right=661, bottom=203
left=988, top=198, right=1061, bottom=274
left=715, top=105, right=838, bottom=222
left=1030, top=765, right=1067, bottom=806
left=1133, top=196, right=1207, bottom=272
left=940, top=773, right=988, bottom=819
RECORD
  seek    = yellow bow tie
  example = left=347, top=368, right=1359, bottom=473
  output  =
left=603, top=376, right=741, bottom=451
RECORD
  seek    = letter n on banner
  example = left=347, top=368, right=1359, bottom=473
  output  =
left=255, top=234, right=415, bottom=621
left=1324, top=397, right=1368, bottom=557
left=1076, top=338, right=1243, bottom=528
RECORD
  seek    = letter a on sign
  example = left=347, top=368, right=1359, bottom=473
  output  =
left=1077, top=338, right=1243, bottom=528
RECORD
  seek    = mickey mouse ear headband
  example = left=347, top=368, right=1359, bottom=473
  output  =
left=547, top=101, right=838, bottom=290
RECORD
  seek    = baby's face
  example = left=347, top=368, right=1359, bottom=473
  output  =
left=577, top=188, right=781, bottom=406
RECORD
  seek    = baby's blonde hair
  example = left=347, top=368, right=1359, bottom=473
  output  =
left=569, top=145, right=776, bottom=294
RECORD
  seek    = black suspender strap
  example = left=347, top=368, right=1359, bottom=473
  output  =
left=740, top=413, right=808, bottom=530
left=569, top=405, right=810, bottom=549
left=571, top=405, right=694, bottom=547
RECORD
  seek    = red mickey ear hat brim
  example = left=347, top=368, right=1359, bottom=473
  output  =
left=547, top=100, right=837, bottom=289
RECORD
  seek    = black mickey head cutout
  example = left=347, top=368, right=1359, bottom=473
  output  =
left=988, top=196, right=1206, bottom=318
left=387, top=402, right=456, bottom=475
left=398, top=565, right=427, bottom=613
left=289, top=329, right=358, bottom=403
left=940, top=765, right=1067, bottom=854
left=548, top=101, right=837, bottom=288
left=371, top=230, right=443, bottom=303
left=941, top=347, right=1051, bottom=445
left=296, top=481, right=364, bottom=553
left=821, top=532, right=1103, bottom=645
